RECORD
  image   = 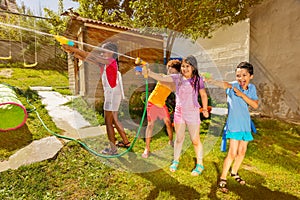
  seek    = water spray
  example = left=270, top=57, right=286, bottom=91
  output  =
left=54, top=34, right=148, bottom=76
left=0, top=21, right=136, bottom=60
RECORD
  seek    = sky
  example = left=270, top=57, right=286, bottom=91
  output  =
left=16, top=0, right=79, bottom=16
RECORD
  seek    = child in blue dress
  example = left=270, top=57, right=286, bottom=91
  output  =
left=207, top=62, right=258, bottom=193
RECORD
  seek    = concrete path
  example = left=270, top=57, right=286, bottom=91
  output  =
left=210, top=107, right=228, bottom=115
left=0, top=87, right=106, bottom=172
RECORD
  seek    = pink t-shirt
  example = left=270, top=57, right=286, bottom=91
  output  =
left=171, top=74, right=205, bottom=110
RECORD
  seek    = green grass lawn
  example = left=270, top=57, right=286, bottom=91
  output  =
left=0, top=117, right=299, bottom=199
left=0, top=64, right=299, bottom=199
left=0, top=64, right=69, bottom=160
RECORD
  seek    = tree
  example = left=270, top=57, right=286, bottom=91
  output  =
left=44, top=8, right=68, bottom=36
left=58, top=0, right=63, bottom=15
left=127, top=0, right=263, bottom=60
left=71, top=0, right=136, bottom=22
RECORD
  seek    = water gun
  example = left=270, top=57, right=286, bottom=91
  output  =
left=221, top=119, right=257, bottom=152
left=54, top=35, right=75, bottom=46
left=221, top=126, right=227, bottom=152
left=201, top=72, right=211, bottom=81
left=135, top=57, right=148, bottom=78
left=134, top=66, right=143, bottom=72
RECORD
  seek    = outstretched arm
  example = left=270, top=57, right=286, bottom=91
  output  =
left=62, top=44, right=88, bottom=59
left=206, top=78, right=232, bottom=89
left=62, top=44, right=111, bottom=65
left=142, top=68, right=173, bottom=82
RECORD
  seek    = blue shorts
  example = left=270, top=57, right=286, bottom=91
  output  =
left=226, top=131, right=253, bottom=141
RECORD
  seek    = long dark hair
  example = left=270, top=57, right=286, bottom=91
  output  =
left=102, top=42, right=119, bottom=64
left=184, top=55, right=201, bottom=93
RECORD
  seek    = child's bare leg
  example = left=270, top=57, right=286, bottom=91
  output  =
left=144, top=120, right=155, bottom=152
left=231, top=141, right=248, bottom=174
left=112, top=111, right=129, bottom=144
left=187, top=124, right=203, bottom=165
left=173, top=123, right=186, bottom=161
left=220, top=139, right=238, bottom=179
left=104, top=111, right=116, bottom=149
left=163, top=117, right=173, bottom=144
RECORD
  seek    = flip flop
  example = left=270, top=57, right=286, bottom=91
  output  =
left=101, top=148, right=118, bottom=155
left=116, top=141, right=131, bottom=148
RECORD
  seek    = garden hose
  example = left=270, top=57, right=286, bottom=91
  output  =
left=11, top=79, right=149, bottom=159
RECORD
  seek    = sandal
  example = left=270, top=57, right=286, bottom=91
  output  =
left=191, top=164, right=204, bottom=176
left=101, top=147, right=118, bottom=155
left=230, top=172, right=246, bottom=185
left=218, top=179, right=228, bottom=193
left=142, top=150, right=150, bottom=158
left=116, top=141, right=131, bottom=148
left=169, top=160, right=179, bottom=172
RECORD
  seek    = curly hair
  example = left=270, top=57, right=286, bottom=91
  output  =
left=167, top=59, right=181, bottom=72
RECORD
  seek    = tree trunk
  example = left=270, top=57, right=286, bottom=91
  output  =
left=165, top=31, right=177, bottom=63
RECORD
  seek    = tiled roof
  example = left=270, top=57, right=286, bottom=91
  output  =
left=74, top=16, right=139, bottom=32
left=65, top=12, right=162, bottom=39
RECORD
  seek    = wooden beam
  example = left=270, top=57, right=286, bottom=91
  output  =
left=84, top=23, right=163, bottom=43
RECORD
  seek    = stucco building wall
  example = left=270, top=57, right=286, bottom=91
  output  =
left=249, top=0, right=300, bottom=121
left=196, top=20, right=250, bottom=106
left=196, top=0, right=300, bottom=121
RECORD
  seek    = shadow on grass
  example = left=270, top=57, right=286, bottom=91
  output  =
left=118, top=153, right=201, bottom=200
left=0, top=124, right=32, bottom=160
left=209, top=162, right=299, bottom=200
left=230, top=171, right=299, bottom=200
left=248, top=120, right=300, bottom=173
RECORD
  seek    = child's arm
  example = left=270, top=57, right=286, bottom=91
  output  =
left=206, top=78, right=232, bottom=89
left=143, top=68, right=173, bottom=82
left=85, top=53, right=111, bottom=65
left=62, top=44, right=111, bottom=65
left=233, top=87, right=259, bottom=109
left=199, top=88, right=209, bottom=118
left=62, top=44, right=88, bottom=59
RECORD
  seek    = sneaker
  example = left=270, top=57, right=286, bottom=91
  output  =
left=102, top=147, right=118, bottom=155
